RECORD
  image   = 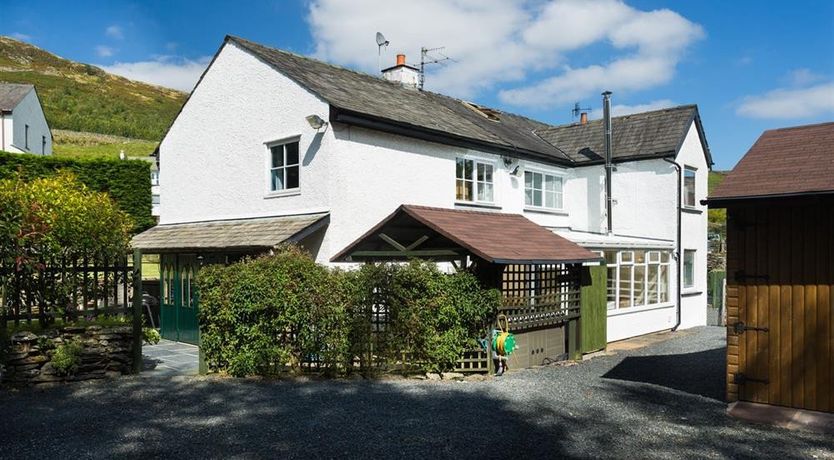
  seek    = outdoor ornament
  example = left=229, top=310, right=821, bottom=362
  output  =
left=492, top=314, right=516, bottom=376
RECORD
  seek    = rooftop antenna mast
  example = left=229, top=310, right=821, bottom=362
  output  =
left=571, top=102, right=591, bottom=119
left=376, top=32, right=390, bottom=73
left=419, top=46, right=454, bottom=90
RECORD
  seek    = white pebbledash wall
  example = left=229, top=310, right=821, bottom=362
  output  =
left=2, top=89, right=52, bottom=155
left=159, top=40, right=709, bottom=342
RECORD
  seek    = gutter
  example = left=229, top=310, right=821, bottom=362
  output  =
left=663, top=157, right=683, bottom=331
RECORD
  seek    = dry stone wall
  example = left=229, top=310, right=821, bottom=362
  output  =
left=1, top=325, right=134, bottom=386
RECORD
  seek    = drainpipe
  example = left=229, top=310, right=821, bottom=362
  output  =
left=663, top=157, right=683, bottom=331
left=602, top=91, right=614, bottom=235
left=0, top=112, right=5, bottom=151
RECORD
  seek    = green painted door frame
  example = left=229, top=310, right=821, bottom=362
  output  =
left=159, top=254, right=200, bottom=345
left=580, top=264, right=607, bottom=354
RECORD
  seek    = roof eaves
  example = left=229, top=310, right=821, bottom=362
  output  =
left=705, top=190, right=834, bottom=207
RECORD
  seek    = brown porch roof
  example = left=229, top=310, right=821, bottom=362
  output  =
left=331, top=205, right=600, bottom=264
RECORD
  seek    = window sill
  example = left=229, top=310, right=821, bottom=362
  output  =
left=454, top=201, right=501, bottom=210
left=607, top=302, right=675, bottom=317
left=264, top=189, right=301, bottom=199
left=524, top=207, right=568, bottom=216
left=681, top=290, right=703, bottom=297
left=681, top=207, right=703, bottom=215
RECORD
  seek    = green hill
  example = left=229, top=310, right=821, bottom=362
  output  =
left=0, top=36, right=186, bottom=140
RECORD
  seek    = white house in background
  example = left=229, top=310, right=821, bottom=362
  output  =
left=0, top=83, right=52, bottom=155
left=134, top=36, right=712, bottom=344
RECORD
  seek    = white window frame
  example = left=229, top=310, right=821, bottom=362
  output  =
left=524, top=168, right=565, bottom=211
left=455, top=156, right=496, bottom=205
left=599, top=249, right=672, bottom=312
left=265, top=136, right=301, bottom=197
left=150, top=171, right=160, bottom=186
left=683, top=249, right=696, bottom=289
left=683, top=166, right=697, bottom=208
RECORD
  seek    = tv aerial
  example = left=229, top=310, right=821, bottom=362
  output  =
left=572, top=102, right=592, bottom=119
left=376, top=32, right=390, bottom=72
left=419, top=46, right=454, bottom=90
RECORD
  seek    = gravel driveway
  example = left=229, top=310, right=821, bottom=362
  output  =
left=1, top=326, right=832, bottom=459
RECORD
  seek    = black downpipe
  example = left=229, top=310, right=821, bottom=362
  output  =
left=602, top=91, right=614, bottom=234
left=663, top=157, right=683, bottom=331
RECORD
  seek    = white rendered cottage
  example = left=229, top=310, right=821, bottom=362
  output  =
left=0, top=83, right=52, bottom=155
left=134, top=36, right=711, bottom=346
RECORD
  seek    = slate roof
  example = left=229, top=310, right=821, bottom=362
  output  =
left=0, top=83, right=33, bottom=111
left=709, top=122, right=834, bottom=202
left=535, top=105, right=707, bottom=164
left=228, top=36, right=572, bottom=163
left=332, top=205, right=600, bottom=264
left=132, top=213, right=329, bottom=252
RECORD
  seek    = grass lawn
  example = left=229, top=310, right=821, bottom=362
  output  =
left=52, top=130, right=158, bottom=160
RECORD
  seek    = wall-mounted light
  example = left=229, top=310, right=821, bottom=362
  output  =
left=509, top=165, right=520, bottom=176
left=305, top=114, right=328, bottom=130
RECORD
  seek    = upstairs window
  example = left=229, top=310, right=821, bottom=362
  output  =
left=269, top=141, right=300, bottom=192
left=525, top=170, right=563, bottom=210
left=456, top=158, right=493, bottom=203
left=684, top=166, right=697, bottom=207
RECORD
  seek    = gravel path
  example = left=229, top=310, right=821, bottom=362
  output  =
left=1, top=326, right=831, bottom=459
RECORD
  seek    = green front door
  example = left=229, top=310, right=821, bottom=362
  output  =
left=160, top=254, right=200, bottom=345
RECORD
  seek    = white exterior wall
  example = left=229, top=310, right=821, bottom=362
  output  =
left=677, top=122, right=710, bottom=329
left=158, top=42, right=708, bottom=340
left=159, top=42, right=333, bottom=234
left=2, top=90, right=51, bottom=155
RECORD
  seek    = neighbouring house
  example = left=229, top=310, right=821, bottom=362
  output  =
left=133, top=36, right=711, bottom=356
left=708, top=122, right=834, bottom=414
left=0, top=83, right=52, bottom=155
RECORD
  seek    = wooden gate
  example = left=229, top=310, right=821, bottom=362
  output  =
left=726, top=199, right=833, bottom=412
left=160, top=254, right=200, bottom=345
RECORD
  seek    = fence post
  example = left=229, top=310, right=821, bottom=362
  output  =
left=131, top=249, right=143, bottom=374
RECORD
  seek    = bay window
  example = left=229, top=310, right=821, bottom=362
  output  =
left=599, top=249, right=672, bottom=311
left=456, top=158, right=494, bottom=203
left=524, top=170, right=563, bottom=210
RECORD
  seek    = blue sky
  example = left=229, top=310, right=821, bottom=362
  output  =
left=2, top=0, right=833, bottom=170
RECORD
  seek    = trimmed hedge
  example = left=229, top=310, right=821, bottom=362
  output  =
left=198, top=246, right=500, bottom=377
left=0, top=151, right=153, bottom=232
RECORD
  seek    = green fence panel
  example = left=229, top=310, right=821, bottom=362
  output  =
left=580, top=264, right=607, bottom=354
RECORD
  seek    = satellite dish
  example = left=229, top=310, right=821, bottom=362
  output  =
left=376, top=32, right=389, bottom=47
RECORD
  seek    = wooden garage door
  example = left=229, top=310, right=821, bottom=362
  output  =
left=726, top=199, right=834, bottom=413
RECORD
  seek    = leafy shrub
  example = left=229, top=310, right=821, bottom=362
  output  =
left=198, top=246, right=500, bottom=377
left=143, top=328, right=161, bottom=345
left=0, top=151, right=153, bottom=232
left=0, top=173, right=133, bottom=323
left=198, top=246, right=352, bottom=377
left=51, top=340, right=83, bottom=375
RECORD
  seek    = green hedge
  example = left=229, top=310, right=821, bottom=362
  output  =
left=0, top=151, right=153, bottom=232
left=198, top=246, right=500, bottom=377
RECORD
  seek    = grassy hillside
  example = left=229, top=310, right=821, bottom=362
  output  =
left=708, top=170, right=728, bottom=235
left=53, top=130, right=157, bottom=160
left=0, top=36, right=186, bottom=140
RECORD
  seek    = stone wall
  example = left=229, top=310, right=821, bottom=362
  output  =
left=1, top=325, right=134, bottom=386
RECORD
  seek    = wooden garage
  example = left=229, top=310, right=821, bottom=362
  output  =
left=708, top=122, right=834, bottom=413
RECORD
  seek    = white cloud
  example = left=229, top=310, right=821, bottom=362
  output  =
left=99, top=56, right=211, bottom=92
left=307, top=0, right=703, bottom=106
left=736, top=82, right=834, bottom=119
left=587, top=99, right=676, bottom=119
left=105, top=25, right=124, bottom=40
left=786, top=68, right=825, bottom=87
left=10, top=32, right=32, bottom=41
left=95, top=45, right=115, bottom=57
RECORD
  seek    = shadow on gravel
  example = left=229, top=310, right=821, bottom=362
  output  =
left=601, top=347, right=726, bottom=400
left=0, top=377, right=576, bottom=459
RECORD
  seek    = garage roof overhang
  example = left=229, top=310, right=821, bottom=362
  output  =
left=331, top=205, right=601, bottom=265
